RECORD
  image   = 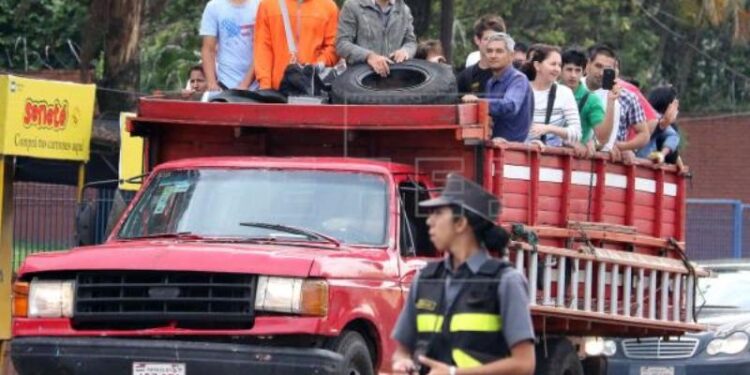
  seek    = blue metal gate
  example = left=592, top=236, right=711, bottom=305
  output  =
left=686, top=199, right=749, bottom=260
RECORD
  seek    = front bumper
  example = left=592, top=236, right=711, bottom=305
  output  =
left=11, top=337, right=343, bottom=375
left=589, top=354, right=750, bottom=375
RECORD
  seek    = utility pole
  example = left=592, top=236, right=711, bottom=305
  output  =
left=440, top=0, right=454, bottom=61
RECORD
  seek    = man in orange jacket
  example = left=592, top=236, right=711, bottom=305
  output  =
left=254, top=0, right=339, bottom=90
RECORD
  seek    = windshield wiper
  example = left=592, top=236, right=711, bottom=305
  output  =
left=239, top=222, right=340, bottom=247
left=120, top=232, right=205, bottom=241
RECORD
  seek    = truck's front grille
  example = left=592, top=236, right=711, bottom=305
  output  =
left=73, top=271, right=255, bottom=330
left=622, top=337, right=700, bottom=359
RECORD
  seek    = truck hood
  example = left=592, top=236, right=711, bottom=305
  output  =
left=17, top=240, right=337, bottom=278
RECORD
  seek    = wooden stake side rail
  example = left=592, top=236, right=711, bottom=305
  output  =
left=490, top=145, right=687, bottom=245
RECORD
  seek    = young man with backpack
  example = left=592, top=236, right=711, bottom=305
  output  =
left=254, top=0, right=339, bottom=90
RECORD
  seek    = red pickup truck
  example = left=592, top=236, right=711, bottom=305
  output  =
left=10, top=99, right=703, bottom=375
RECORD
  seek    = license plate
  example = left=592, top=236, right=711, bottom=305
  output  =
left=133, top=362, right=186, bottom=375
left=640, top=366, right=675, bottom=375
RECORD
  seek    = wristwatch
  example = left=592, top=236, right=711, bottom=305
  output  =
left=449, top=366, right=457, bottom=375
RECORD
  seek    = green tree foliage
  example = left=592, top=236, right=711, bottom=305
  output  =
left=139, top=0, right=204, bottom=92
left=0, top=0, right=88, bottom=70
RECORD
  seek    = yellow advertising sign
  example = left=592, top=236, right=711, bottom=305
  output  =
left=118, top=112, right=144, bottom=191
left=0, top=75, right=95, bottom=161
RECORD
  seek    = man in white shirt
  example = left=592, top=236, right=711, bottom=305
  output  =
left=200, top=0, right=261, bottom=91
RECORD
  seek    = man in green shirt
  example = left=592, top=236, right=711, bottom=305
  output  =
left=561, top=49, right=613, bottom=156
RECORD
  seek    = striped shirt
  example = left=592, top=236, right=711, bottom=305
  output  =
left=528, top=83, right=582, bottom=147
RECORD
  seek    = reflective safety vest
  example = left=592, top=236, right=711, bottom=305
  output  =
left=414, top=258, right=511, bottom=368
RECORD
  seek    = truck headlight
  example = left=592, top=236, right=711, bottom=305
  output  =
left=707, top=332, right=749, bottom=356
left=254, top=277, right=328, bottom=316
left=584, top=337, right=617, bottom=357
left=28, top=279, right=75, bottom=318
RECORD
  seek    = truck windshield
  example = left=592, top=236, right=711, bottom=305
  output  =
left=118, top=169, right=389, bottom=246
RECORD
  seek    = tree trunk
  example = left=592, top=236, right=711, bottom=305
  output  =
left=102, top=0, right=144, bottom=113
left=674, top=30, right=701, bottom=98
left=439, top=0, right=453, bottom=61
left=80, top=0, right=144, bottom=114
left=405, top=0, right=433, bottom=38
left=79, top=0, right=109, bottom=83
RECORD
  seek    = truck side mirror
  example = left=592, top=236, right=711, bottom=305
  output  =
left=104, top=189, right=131, bottom=237
left=75, top=201, right=95, bottom=246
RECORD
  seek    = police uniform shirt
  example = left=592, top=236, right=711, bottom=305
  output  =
left=391, top=250, right=535, bottom=353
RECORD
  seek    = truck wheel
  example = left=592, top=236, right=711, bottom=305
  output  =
left=535, top=338, right=583, bottom=375
left=327, top=331, right=375, bottom=375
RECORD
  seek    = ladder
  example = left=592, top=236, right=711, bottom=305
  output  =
left=508, top=224, right=706, bottom=336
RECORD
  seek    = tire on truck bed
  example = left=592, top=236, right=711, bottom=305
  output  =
left=330, top=60, right=458, bottom=105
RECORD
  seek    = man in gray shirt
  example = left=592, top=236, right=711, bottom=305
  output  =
left=336, top=0, right=418, bottom=77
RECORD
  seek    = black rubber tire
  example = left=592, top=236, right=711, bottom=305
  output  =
left=535, top=338, right=584, bottom=375
left=326, top=331, right=375, bottom=375
left=209, top=89, right=288, bottom=103
left=331, top=60, right=457, bottom=105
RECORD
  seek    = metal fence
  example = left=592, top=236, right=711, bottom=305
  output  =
left=686, top=199, right=749, bottom=260
left=12, top=182, right=122, bottom=270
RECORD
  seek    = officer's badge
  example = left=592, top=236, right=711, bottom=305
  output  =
left=415, top=298, right=437, bottom=311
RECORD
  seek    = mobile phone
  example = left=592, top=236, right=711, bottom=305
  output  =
left=602, top=68, right=616, bottom=90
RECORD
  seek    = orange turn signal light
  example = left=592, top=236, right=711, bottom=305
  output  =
left=13, top=281, right=29, bottom=317
left=300, top=280, right=328, bottom=317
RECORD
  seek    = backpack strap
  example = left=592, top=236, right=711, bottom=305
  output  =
left=578, top=91, right=590, bottom=111
left=278, top=0, right=297, bottom=56
left=541, top=83, right=557, bottom=144
left=544, top=83, right=557, bottom=125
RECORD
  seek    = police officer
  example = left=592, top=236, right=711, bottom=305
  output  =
left=391, top=173, right=536, bottom=375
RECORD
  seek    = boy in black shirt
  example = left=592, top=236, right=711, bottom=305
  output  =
left=457, top=15, right=506, bottom=101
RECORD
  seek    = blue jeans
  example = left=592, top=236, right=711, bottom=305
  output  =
left=636, top=124, right=680, bottom=163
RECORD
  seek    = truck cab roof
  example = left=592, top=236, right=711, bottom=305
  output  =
left=154, top=156, right=418, bottom=176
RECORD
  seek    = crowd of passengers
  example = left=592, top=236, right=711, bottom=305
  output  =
left=185, top=0, right=684, bottom=168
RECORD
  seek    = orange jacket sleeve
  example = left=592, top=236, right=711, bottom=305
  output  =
left=254, top=1, right=275, bottom=90
left=316, top=2, right=339, bottom=66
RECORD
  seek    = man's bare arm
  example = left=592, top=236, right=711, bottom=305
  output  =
left=615, top=121, right=650, bottom=151
left=201, top=36, right=220, bottom=91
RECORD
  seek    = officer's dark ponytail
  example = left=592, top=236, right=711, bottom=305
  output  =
left=451, top=206, right=510, bottom=255
left=480, top=224, right=510, bottom=255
